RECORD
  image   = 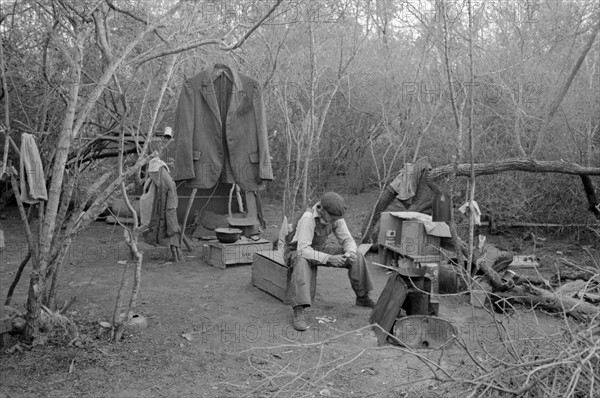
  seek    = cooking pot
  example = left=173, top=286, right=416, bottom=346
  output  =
left=215, top=228, right=242, bottom=244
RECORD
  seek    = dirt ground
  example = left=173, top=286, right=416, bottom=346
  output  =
left=0, top=191, right=598, bottom=398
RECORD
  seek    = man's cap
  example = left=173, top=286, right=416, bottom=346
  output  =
left=320, top=192, right=347, bottom=217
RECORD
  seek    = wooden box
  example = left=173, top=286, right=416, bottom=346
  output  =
left=206, top=239, right=271, bottom=269
left=252, top=250, right=317, bottom=303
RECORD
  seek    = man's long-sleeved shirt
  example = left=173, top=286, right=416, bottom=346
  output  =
left=290, top=203, right=357, bottom=264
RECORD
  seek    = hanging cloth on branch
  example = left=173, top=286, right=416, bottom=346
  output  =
left=143, top=162, right=181, bottom=248
left=19, top=133, right=48, bottom=204
left=389, top=158, right=432, bottom=208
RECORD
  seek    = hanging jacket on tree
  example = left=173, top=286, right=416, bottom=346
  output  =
left=143, top=166, right=180, bottom=248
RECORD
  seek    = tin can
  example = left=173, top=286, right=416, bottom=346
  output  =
left=385, top=230, right=396, bottom=246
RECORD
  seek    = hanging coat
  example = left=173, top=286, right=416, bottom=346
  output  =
left=143, top=167, right=180, bottom=248
left=171, top=64, right=273, bottom=191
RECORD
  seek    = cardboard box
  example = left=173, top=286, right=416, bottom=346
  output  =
left=379, top=214, right=441, bottom=255
left=252, top=251, right=317, bottom=303
left=206, top=239, right=271, bottom=269
left=378, top=212, right=403, bottom=245
left=399, top=220, right=440, bottom=256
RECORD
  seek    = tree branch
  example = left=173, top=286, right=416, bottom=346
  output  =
left=222, top=0, right=284, bottom=51
left=428, top=158, right=600, bottom=180
left=531, top=18, right=600, bottom=157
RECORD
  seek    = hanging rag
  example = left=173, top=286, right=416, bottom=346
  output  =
left=389, top=158, right=432, bottom=207
left=19, top=133, right=48, bottom=204
left=459, top=200, right=482, bottom=225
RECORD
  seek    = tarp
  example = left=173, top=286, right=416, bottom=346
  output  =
left=389, top=211, right=452, bottom=238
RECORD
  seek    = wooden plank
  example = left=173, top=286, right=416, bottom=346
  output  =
left=252, top=252, right=289, bottom=301
left=370, top=274, right=408, bottom=346
left=251, top=274, right=287, bottom=301
left=252, top=257, right=287, bottom=288
left=380, top=244, right=448, bottom=264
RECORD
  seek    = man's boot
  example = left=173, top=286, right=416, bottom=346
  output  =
left=356, top=294, right=376, bottom=308
left=292, top=306, right=308, bottom=331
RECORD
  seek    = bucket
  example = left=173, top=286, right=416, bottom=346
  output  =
left=432, top=194, right=451, bottom=222
left=438, top=262, right=458, bottom=293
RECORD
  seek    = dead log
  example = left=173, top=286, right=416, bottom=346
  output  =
left=497, top=285, right=600, bottom=321
left=474, top=244, right=514, bottom=291
left=577, top=292, right=600, bottom=304
left=556, top=280, right=593, bottom=296
left=552, top=258, right=600, bottom=283
left=553, top=270, right=599, bottom=284
left=513, top=274, right=552, bottom=287
left=427, top=158, right=600, bottom=179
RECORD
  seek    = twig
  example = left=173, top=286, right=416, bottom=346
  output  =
left=222, top=0, right=284, bottom=51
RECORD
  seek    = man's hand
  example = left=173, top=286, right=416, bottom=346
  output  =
left=327, top=254, right=348, bottom=267
left=344, top=252, right=357, bottom=262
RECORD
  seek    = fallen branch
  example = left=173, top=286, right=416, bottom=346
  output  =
left=498, top=285, right=600, bottom=321
left=428, top=158, right=600, bottom=179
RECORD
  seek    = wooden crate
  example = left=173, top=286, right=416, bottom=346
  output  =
left=251, top=251, right=317, bottom=303
left=206, top=239, right=271, bottom=269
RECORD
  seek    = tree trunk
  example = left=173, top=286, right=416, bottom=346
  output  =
left=531, top=20, right=600, bottom=157
left=24, top=273, right=43, bottom=341
left=361, top=185, right=397, bottom=244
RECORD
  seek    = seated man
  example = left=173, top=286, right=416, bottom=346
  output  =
left=285, top=192, right=375, bottom=331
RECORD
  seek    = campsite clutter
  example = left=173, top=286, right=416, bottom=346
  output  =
left=88, top=63, right=598, bottom=345
left=4, top=64, right=595, bottom=351
left=363, top=160, right=600, bottom=348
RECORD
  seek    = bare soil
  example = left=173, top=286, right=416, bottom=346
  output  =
left=0, top=192, right=597, bottom=398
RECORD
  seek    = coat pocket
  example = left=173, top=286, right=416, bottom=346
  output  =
left=249, top=152, right=259, bottom=163
left=192, top=151, right=202, bottom=160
